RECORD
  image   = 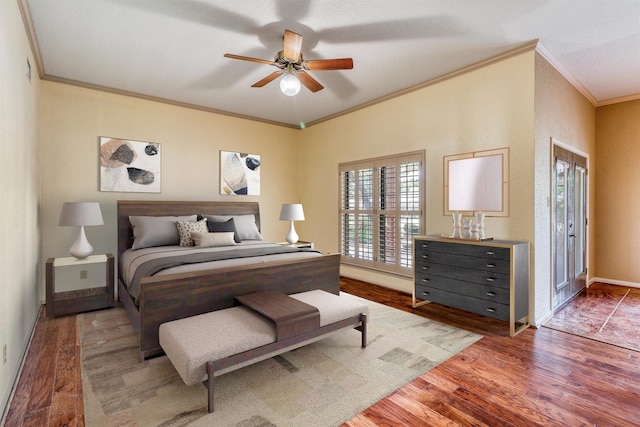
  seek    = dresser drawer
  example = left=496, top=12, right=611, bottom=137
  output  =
left=415, top=240, right=510, bottom=261
left=414, top=263, right=510, bottom=289
left=415, top=251, right=510, bottom=274
left=415, top=284, right=510, bottom=321
left=415, top=275, right=510, bottom=304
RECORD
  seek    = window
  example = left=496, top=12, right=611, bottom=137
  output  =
left=339, top=151, right=424, bottom=275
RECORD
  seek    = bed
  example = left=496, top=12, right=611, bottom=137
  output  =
left=117, top=200, right=340, bottom=360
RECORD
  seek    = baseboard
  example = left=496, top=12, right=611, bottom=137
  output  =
left=591, top=277, right=640, bottom=289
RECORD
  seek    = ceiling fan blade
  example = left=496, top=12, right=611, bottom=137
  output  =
left=297, top=71, right=324, bottom=93
left=305, top=58, right=354, bottom=71
left=224, top=53, right=275, bottom=66
left=283, top=30, right=303, bottom=61
left=251, top=71, right=282, bottom=87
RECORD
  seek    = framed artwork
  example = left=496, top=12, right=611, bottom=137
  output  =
left=100, top=137, right=161, bottom=193
left=220, top=151, right=261, bottom=195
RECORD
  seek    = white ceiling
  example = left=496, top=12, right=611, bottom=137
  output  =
left=23, top=0, right=640, bottom=128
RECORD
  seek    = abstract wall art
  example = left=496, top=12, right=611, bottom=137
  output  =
left=100, top=137, right=161, bottom=193
left=220, top=151, right=260, bottom=195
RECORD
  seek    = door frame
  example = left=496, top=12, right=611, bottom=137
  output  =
left=550, top=138, right=590, bottom=310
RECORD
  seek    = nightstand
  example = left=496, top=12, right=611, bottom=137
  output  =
left=277, top=241, right=314, bottom=249
left=46, top=253, right=114, bottom=317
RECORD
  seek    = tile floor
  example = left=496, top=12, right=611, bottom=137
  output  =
left=543, top=282, right=640, bottom=352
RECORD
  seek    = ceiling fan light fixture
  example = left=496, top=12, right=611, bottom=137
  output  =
left=280, top=72, right=300, bottom=96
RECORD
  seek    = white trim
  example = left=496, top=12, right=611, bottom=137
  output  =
left=551, top=138, right=589, bottom=160
left=597, top=93, right=640, bottom=107
left=535, top=42, right=598, bottom=106
left=591, top=277, right=640, bottom=289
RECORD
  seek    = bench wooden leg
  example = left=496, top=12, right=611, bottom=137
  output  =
left=206, top=361, right=215, bottom=413
left=358, top=313, right=368, bottom=348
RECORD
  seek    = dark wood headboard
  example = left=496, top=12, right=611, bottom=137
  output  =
left=117, top=200, right=261, bottom=258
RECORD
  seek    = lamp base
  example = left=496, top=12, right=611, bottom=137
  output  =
left=69, top=226, right=94, bottom=259
left=285, top=221, right=299, bottom=244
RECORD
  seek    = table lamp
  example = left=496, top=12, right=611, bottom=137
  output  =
left=279, top=203, right=305, bottom=244
left=58, top=202, right=104, bottom=259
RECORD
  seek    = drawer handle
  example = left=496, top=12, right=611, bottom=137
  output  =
left=421, top=291, right=430, bottom=296
left=486, top=251, right=495, bottom=255
left=486, top=277, right=495, bottom=282
left=422, top=244, right=428, bottom=248
left=421, top=278, right=430, bottom=283
left=421, top=266, right=428, bottom=270
left=486, top=308, right=496, bottom=313
left=486, top=263, right=496, bottom=268
left=486, top=292, right=496, bottom=297
left=422, top=255, right=428, bottom=259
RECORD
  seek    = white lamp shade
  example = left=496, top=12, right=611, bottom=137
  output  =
left=58, top=202, right=104, bottom=226
left=279, top=204, right=305, bottom=221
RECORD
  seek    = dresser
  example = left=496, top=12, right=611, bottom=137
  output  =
left=413, top=237, right=529, bottom=336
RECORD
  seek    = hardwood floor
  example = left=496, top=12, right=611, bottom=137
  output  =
left=4, top=278, right=640, bottom=426
left=3, top=307, right=83, bottom=427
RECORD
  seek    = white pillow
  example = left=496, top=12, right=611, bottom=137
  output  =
left=191, top=232, right=237, bottom=248
left=204, top=214, right=263, bottom=241
left=176, top=218, right=208, bottom=247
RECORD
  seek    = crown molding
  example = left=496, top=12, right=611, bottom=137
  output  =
left=597, top=93, right=640, bottom=107
left=17, top=0, right=44, bottom=79
left=535, top=41, right=598, bottom=106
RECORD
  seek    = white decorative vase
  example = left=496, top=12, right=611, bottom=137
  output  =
left=475, top=212, right=486, bottom=240
left=470, top=221, right=479, bottom=240
left=452, top=212, right=462, bottom=238
left=462, top=218, right=472, bottom=239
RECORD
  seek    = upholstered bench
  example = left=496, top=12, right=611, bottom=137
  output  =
left=159, top=290, right=368, bottom=412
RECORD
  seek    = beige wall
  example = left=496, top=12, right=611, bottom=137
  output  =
left=38, top=81, right=300, bottom=289
left=595, top=100, right=640, bottom=284
left=533, top=53, right=596, bottom=323
left=298, top=52, right=537, bottom=298
left=0, top=0, right=41, bottom=416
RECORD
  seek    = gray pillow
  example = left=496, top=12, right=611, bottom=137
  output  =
left=129, top=215, right=197, bottom=250
left=203, top=214, right=263, bottom=241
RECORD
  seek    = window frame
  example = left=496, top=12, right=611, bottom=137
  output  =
left=339, top=150, right=425, bottom=276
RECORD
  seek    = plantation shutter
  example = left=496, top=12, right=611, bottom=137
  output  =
left=339, top=151, right=424, bottom=275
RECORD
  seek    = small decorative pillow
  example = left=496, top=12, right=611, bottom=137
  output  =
left=176, top=218, right=208, bottom=247
left=206, top=218, right=241, bottom=243
left=204, top=214, right=263, bottom=241
left=191, top=231, right=237, bottom=248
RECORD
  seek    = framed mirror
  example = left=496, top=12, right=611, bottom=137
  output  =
left=443, top=147, right=509, bottom=218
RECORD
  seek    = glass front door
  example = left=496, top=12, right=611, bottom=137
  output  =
left=552, top=145, right=588, bottom=309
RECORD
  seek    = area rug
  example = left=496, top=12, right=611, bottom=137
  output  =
left=79, top=293, right=481, bottom=426
left=543, top=283, right=640, bottom=352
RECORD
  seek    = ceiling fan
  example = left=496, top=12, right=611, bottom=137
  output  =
left=224, top=29, right=353, bottom=96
